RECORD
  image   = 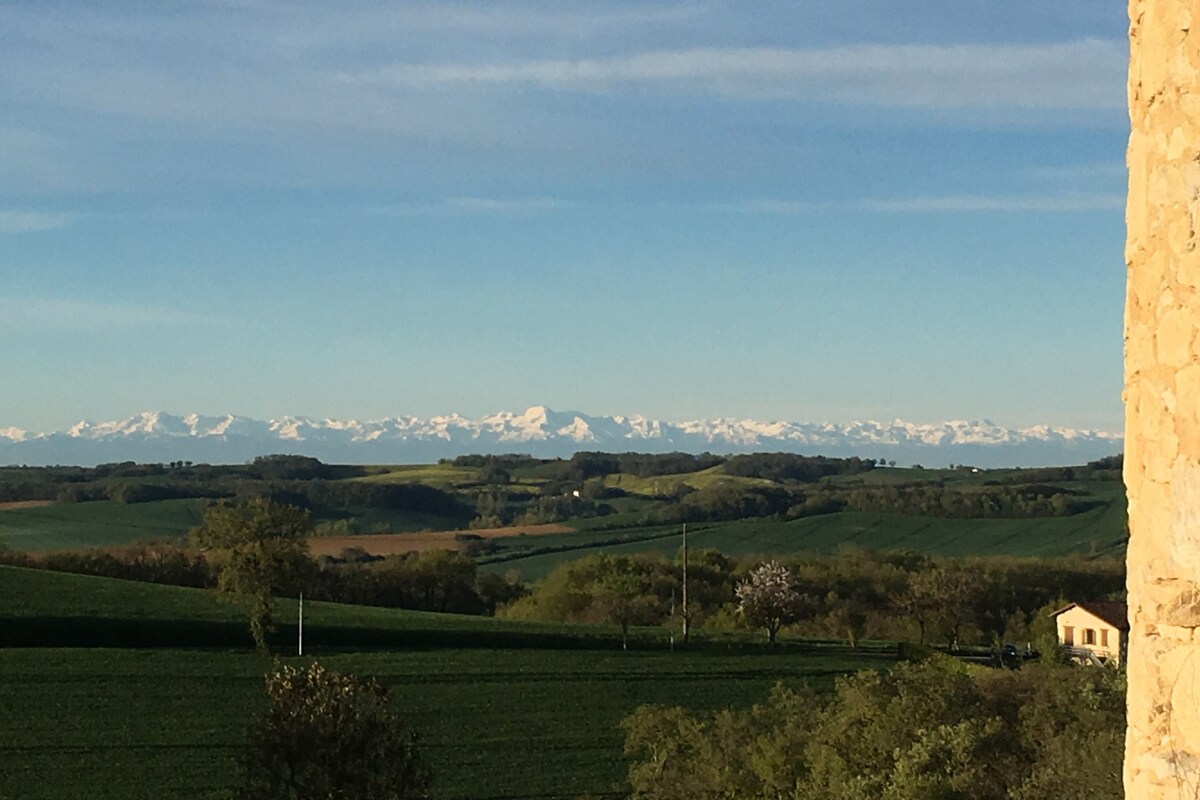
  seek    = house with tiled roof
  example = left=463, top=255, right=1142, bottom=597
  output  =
left=1051, top=601, right=1128, bottom=666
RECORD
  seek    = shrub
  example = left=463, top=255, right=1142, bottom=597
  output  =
left=237, top=662, right=431, bottom=800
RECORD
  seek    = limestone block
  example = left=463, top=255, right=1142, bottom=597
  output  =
left=1126, top=1, right=1200, bottom=796
left=1157, top=308, right=1194, bottom=367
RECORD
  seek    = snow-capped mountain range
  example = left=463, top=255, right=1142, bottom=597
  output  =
left=0, top=407, right=1122, bottom=468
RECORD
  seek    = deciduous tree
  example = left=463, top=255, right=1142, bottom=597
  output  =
left=190, top=497, right=312, bottom=653
left=735, top=561, right=808, bottom=645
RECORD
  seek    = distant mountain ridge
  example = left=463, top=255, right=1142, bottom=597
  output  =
left=0, top=407, right=1122, bottom=468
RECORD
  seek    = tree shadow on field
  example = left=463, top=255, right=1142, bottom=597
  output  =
left=0, top=616, right=648, bottom=651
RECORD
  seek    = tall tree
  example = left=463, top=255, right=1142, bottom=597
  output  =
left=592, top=566, right=663, bottom=650
left=190, top=497, right=312, bottom=653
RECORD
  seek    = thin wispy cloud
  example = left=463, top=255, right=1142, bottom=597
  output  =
left=0, top=210, right=76, bottom=233
left=267, top=3, right=705, bottom=47
left=712, top=193, right=1124, bottom=215
left=862, top=193, right=1124, bottom=213
left=0, top=297, right=227, bottom=332
left=0, top=128, right=98, bottom=193
left=368, top=197, right=573, bottom=216
left=346, top=40, right=1125, bottom=109
left=1025, top=162, right=1127, bottom=181
left=707, top=199, right=818, bottom=214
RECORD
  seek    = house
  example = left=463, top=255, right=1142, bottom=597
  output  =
left=1051, top=601, right=1128, bottom=666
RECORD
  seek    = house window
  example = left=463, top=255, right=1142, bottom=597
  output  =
left=1084, top=629, right=1096, bottom=645
left=1101, top=629, right=1109, bottom=647
left=1064, top=626, right=1074, bottom=645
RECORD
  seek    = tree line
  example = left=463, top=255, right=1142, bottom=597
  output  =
left=622, top=655, right=1123, bottom=800
left=501, top=549, right=1124, bottom=650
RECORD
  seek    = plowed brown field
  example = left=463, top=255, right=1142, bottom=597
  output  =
left=306, top=523, right=573, bottom=557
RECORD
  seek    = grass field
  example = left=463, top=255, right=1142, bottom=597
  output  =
left=484, top=493, right=1128, bottom=581
left=353, top=463, right=486, bottom=489
left=0, top=566, right=890, bottom=800
left=0, top=464, right=1129, bottom=587
left=602, top=466, right=775, bottom=497
left=0, top=499, right=206, bottom=551
left=0, top=500, right=469, bottom=552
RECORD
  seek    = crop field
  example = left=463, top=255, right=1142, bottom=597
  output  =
left=0, top=499, right=206, bottom=551
left=0, top=501, right=468, bottom=553
left=0, top=460, right=1128, bottom=586
left=484, top=498, right=1127, bottom=580
left=602, top=466, right=775, bottom=497
left=0, top=500, right=55, bottom=511
left=353, top=463, right=487, bottom=489
left=0, top=566, right=890, bottom=800
left=306, top=523, right=574, bottom=558
left=0, top=646, right=887, bottom=800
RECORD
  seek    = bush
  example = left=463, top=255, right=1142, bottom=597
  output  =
left=237, top=662, right=431, bottom=800
left=622, top=660, right=1124, bottom=800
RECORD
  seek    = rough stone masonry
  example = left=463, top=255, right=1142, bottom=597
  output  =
left=1126, top=1, right=1200, bottom=796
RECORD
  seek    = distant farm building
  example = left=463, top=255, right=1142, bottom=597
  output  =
left=1052, top=601, right=1128, bottom=666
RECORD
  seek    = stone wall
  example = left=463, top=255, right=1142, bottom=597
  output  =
left=1126, top=1, right=1200, bottom=796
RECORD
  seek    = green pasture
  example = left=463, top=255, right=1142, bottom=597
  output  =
left=0, top=499, right=205, bottom=551
left=0, top=565, right=639, bottom=649
left=353, top=463, right=485, bottom=489
left=0, top=566, right=890, bottom=800
left=0, top=501, right=468, bottom=552
left=819, top=466, right=977, bottom=486
left=485, top=499, right=1128, bottom=581
left=602, top=465, right=774, bottom=497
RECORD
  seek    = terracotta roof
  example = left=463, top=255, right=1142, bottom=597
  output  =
left=1052, top=601, right=1128, bottom=631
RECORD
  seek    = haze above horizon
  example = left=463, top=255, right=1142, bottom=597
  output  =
left=0, top=1, right=1128, bottom=433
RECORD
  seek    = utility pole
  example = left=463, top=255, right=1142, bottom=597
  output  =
left=681, top=523, right=690, bottom=645
left=298, top=591, right=304, bottom=657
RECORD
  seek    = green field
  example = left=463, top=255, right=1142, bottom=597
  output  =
left=484, top=487, right=1128, bottom=581
left=602, top=466, right=775, bottom=497
left=0, top=461, right=1129, bottom=582
left=353, top=463, right=487, bottom=489
left=0, top=501, right=466, bottom=552
left=2, top=488, right=1127, bottom=574
left=0, top=499, right=206, bottom=551
left=0, top=566, right=891, bottom=800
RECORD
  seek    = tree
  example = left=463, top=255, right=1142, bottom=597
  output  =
left=499, top=554, right=670, bottom=647
left=897, top=567, right=982, bottom=648
left=823, top=592, right=869, bottom=648
left=895, top=569, right=940, bottom=645
left=190, top=497, right=312, bottom=653
left=237, top=662, right=431, bottom=800
left=592, top=566, right=663, bottom=650
left=620, top=660, right=1123, bottom=800
left=735, top=561, right=808, bottom=645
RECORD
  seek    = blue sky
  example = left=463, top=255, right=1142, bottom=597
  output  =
left=0, top=1, right=1129, bottom=432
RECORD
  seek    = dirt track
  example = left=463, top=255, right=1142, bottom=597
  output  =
left=0, top=500, right=54, bottom=511
left=306, top=523, right=573, bottom=558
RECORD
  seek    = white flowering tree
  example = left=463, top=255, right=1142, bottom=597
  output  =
left=736, top=561, right=807, bottom=645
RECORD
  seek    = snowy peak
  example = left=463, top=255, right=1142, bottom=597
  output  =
left=0, top=408, right=1123, bottom=468
left=0, top=427, right=27, bottom=443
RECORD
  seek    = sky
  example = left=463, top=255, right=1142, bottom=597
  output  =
left=0, top=1, right=1130, bottom=433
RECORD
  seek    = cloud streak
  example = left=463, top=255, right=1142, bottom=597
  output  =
left=713, top=193, right=1124, bottom=214
left=346, top=40, right=1125, bottom=109
left=367, top=196, right=573, bottom=216
left=0, top=297, right=227, bottom=332
left=0, top=210, right=76, bottom=233
left=861, top=193, right=1124, bottom=212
